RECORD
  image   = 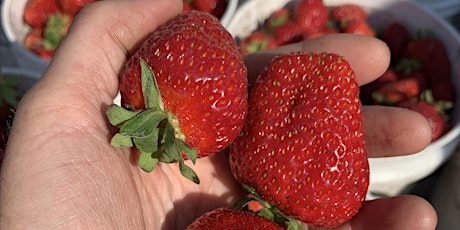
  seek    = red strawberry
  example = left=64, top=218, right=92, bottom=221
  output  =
left=185, top=208, right=284, bottom=230
left=191, top=0, right=227, bottom=18
left=399, top=100, right=449, bottom=141
left=263, top=7, right=291, bottom=33
left=229, top=52, right=369, bottom=227
left=239, top=31, right=278, bottom=55
left=183, top=0, right=193, bottom=12
left=342, top=19, right=375, bottom=36
left=330, top=4, right=368, bottom=23
left=295, top=0, right=329, bottom=34
left=372, top=77, right=425, bottom=105
left=23, top=0, right=59, bottom=29
left=403, top=37, right=451, bottom=84
left=108, top=11, right=248, bottom=183
left=360, top=69, right=398, bottom=105
left=381, top=22, right=411, bottom=64
left=56, top=0, right=97, bottom=16
left=273, top=22, right=305, bottom=45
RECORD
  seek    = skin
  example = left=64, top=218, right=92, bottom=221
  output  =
left=0, top=0, right=436, bottom=229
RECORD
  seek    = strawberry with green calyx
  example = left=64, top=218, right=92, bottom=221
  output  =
left=42, top=13, right=72, bottom=51
left=232, top=185, right=302, bottom=230
left=229, top=52, right=369, bottom=227
left=107, top=60, right=199, bottom=183
left=185, top=207, right=285, bottom=230
left=110, top=11, right=248, bottom=184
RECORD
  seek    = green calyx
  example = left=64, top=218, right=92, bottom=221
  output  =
left=42, top=13, right=70, bottom=50
left=233, top=184, right=302, bottom=230
left=106, top=59, right=199, bottom=184
left=0, top=74, right=19, bottom=108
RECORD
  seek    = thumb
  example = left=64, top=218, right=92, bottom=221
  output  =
left=28, top=0, right=182, bottom=111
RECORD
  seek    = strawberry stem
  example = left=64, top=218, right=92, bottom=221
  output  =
left=107, top=59, right=199, bottom=184
left=234, top=184, right=302, bottom=230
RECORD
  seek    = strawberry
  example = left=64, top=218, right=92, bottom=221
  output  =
left=372, top=77, right=425, bottom=105
left=23, top=0, right=59, bottom=29
left=108, top=11, right=248, bottom=183
left=185, top=207, right=284, bottom=230
left=403, top=37, right=451, bottom=84
left=381, top=22, right=411, bottom=64
left=273, top=22, right=305, bottom=46
left=360, top=69, right=398, bottom=105
left=295, top=0, right=329, bottom=34
left=341, top=19, right=375, bottom=36
left=183, top=0, right=193, bottom=12
left=239, top=31, right=278, bottom=55
left=191, top=0, right=227, bottom=18
left=56, top=0, right=97, bottom=16
left=330, top=4, right=368, bottom=23
left=263, top=7, right=291, bottom=33
left=399, top=100, right=450, bottom=141
left=191, top=0, right=218, bottom=13
left=24, top=13, right=73, bottom=61
left=229, top=52, right=369, bottom=227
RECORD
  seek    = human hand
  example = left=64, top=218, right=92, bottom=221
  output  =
left=0, top=0, right=436, bottom=229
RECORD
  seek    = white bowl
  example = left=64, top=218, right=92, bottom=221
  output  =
left=1, top=0, right=238, bottom=74
left=227, top=0, right=460, bottom=197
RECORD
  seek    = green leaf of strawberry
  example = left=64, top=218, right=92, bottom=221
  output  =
left=107, top=58, right=199, bottom=184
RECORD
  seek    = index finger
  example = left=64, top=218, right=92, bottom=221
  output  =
left=244, top=34, right=391, bottom=86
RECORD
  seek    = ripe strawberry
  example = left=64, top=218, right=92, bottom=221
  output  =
left=341, top=19, right=375, bottom=36
left=403, top=37, right=451, bottom=84
left=23, top=0, right=59, bottom=29
left=191, top=0, right=227, bottom=18
left=239, top=31, right=278, bottom=55
left=183, top=0, right=193, bottom=12
left=24, top=13, right=73, bottom=61
left=108, top=11, right=248, bottom=183
left=295, top=0, right=329, bottom=34
left=185, top=208, right=284, bottom=230
left=360, top=69, right=398, bottom=105
left=330, top=4, right=368, bottom=23
left=381, top=22, right=411, bottom=64
left=399, top=100, right=450, bottom=141
left=56, top=0, right=97, bottom=16
left=372, top=77, right=425, bottom=105
left=229, top=52, right=369, bottom=227
left=273, top=22, right=305, bottom=45
left=263, top=7, right=291, bottom=33
left=191, top=0, right=218, bottom=13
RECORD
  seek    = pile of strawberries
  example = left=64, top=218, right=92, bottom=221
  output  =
left=23, top=0, right=99, bottom=60
left=238, top=0, right=374, bottom=55
left=22, top=0, right=230, bottom=61
left=238, top=0, right=455, bottom=142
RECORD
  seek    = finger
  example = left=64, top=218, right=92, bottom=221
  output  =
left=363, top=106, right=432, bottom=157
left=310, top=195, right=437, bottom=230
left=244, top=34, right=390, bottom=86
left=34, top=0, right=182, bottom=106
